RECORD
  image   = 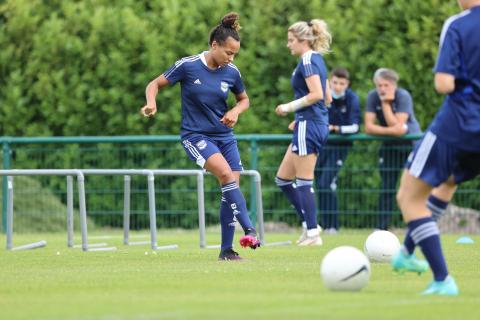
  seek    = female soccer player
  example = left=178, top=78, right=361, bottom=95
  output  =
left=392, top=0, right=480, bottom=295
left=141, top=12, right=260, bottom=260
left=274, top=19, right=332, bottom=246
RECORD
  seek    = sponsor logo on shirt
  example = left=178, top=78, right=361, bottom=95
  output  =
left=196, top=140, right=207, bottom=150
left=194, top=79, right=202, bottom=85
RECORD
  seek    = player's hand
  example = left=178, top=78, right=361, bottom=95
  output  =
left=379, top=89, right=395, bottom=102
left=141, top=105, right=157, bottom=117
left=288, top=121, right=296, bottom=131
left=275, top=105, right=287, bottom=116
left=220, top=109, right=239, bottom=128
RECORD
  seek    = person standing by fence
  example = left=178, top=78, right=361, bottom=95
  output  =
left=315, top=67, right=360, bottom=234
left=275, top=19, right=331, bottom=246
left=364, top=68, right=421, bottom=230
left=141, top=12, right=260, bottom=261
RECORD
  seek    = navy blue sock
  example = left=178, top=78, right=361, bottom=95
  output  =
left=427, top=195, right=448, bottom=221
left=403, top=229, right=415, bottom=255
left=296, top=178, right=317, bottom=230
left=219, top=197, right=235, bottom=251
left=409, top=217, right=449, bottom=281
left=221, top=181, right=254, bottom=233
left=403, top=195, right=449, bottom=255
left=275, top=176, right=305, bottom=223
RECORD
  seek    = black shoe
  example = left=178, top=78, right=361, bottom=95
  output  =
left=218, top=248, right=242, bottom=261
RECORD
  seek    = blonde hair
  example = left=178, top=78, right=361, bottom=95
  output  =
left=288, top=19, right=332, bottom=54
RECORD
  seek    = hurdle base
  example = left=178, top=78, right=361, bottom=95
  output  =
left=264, top=240, right=292, bottom=247
left=153, top=244, right=179, bottom=251
left=86, top=246, right=117, bottom=252
left=11, top=240, right=47, bottom=251
left=73, top=242, right=108, bottom=249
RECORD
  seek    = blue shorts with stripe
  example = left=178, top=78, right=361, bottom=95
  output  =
left=406, top=131, right=480, bottom=187
left=181, top=133, right=243, bottom=171
left=291, top=120, right=329, bottom=156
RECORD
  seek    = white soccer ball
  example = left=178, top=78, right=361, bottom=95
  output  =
left=320, top=246, right=371, bottom=291
left=364, top=230, right=401, bottom=263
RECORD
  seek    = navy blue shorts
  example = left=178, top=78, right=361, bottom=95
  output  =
left=406, top=131, right=480, bottom=187
left=291, top=120, right=329, bottom=156
left=181, top=134, right=243, bottom=171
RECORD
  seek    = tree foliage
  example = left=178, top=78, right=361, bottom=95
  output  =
left=0, top=0, right=460, bottom=136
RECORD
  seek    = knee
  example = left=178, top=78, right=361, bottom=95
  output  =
left=217, top=169, right=235, bottom=184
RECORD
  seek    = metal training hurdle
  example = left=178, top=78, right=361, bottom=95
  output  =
left=80, top=169, right=206, bottom=250
left=0, top=169, right=104, bottom=251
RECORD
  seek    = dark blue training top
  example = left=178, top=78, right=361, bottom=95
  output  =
left=291, top=50, right=329, bottom=124
left=430, top=6, right=480, bottom=152
left=163, top=52, right=245, bottom=140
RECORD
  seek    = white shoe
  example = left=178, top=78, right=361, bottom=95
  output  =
left=297, top=227, right=323, bottom=246
left=297, top=235, right=323, bottom=246
left=296, top=224, right=322, bottom=244
left=296, top=229, right=307, bottom=244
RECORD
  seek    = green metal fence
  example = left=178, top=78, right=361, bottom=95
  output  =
left=1, top=134, right=479, bottom=234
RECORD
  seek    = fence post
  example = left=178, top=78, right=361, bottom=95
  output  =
left=2, top=140, right=11, bottom=233
left=249, top=139, right=258, bottom=224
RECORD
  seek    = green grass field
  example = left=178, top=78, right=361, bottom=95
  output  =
left=0, top=230, right=479, bottom=320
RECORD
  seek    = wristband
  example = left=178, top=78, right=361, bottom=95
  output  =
left=280, top=97, right=309, bottom=113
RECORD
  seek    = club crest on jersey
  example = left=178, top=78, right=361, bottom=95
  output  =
left=196, top=140, right=207, bottom=150
left=220, top=81, right=229, bottom=93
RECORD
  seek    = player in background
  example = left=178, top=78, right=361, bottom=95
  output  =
left=315, top=67, right=360, bottom=234
left=275, top=19, right=332, bottom=246
left=141, top=12, right=260, bottom=261
left=391, top=0, right=480, bottom=296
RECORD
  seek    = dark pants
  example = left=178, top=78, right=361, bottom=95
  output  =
left=315, top=144, right=350, bottom=230
left=377, top=144, right=410, bottom=230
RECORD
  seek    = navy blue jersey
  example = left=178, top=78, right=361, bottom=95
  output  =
left=328, top=88, right=361, bottom=134
left=163, top=52, right=245, bottom=139
left=291, top=51, right=329, bottom=124
left=430, top=6, right=480, bottom=152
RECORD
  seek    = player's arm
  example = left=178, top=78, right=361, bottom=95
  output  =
left=381, top=102, right=408, bottom=135
left=338, top=93, right=360, bottom=134
left=220, top=91, right=249, bottom=128
left=275, top=75, right=324, bottom=116
left=434, top=73, right=455, bottom=94
left=141, top=75, right=170, bottom=117
left=364, top=112, right=406, bottom=137
left=325, top=79, right=332, bottom=106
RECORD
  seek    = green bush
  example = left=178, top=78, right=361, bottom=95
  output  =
left=0, top=0, right=460, bottom=136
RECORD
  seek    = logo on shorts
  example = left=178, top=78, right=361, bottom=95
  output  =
left=292, top=145, right=298, bottom=152
left=196, top=140, right=207, bottom=150
left=220, top=81, right=229, bottom=93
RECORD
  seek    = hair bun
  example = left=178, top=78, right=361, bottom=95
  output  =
left=221, top=12, right=241, bottom=31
